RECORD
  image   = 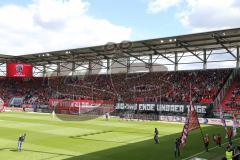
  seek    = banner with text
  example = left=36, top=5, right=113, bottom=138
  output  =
left=115, top=102, right=208, bottom=114
left=158, top=115, right=239, bottom=127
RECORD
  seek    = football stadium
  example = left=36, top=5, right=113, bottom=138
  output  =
left=1, top=1, right=240, bottom=160
left=1, top=27, right=240, bottom=160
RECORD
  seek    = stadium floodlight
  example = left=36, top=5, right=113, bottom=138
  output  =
left=120, top=40, right=132, bottom=50
left=104, top=42, right=116, bottom=51
left=65, top=51, right=71, bottom=54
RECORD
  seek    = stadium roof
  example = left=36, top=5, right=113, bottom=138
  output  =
left=2, top=27, right=240, bottom=66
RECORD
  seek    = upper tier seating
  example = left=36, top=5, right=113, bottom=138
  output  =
left=0, top=69, right=232, bottom=106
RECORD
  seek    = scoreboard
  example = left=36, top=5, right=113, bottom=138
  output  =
left=7, top=63, right=33, bottom=78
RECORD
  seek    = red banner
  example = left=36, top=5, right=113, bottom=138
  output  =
left=49, top=99, right=114, bottom=113
left=7, top=63, right=33, bottom=78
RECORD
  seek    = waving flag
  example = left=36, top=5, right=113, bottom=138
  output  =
left=180, top=100, right=201, bottom=147
left=233, top=114, right=238, bottom=137
left=219, top=104, right=227, bottom=130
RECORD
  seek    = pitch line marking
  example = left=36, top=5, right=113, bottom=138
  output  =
left=182, top=137, right=240, bottom=160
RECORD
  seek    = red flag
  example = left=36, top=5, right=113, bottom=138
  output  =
left=180, top=100, right=200, bottom=148
left=188, top=102, right=200, bottom=131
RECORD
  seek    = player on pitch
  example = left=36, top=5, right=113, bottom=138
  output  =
left=17, top=133, right=26, bottom=152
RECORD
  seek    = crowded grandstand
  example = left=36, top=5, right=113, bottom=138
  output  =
left=1, top=27, right=240, bottom=160
left=1, top=28, right=240, bottom=115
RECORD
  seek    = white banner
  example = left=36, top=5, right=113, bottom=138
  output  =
left=158, top=116, right=239, bottom=126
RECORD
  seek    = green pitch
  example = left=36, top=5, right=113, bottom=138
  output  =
left=0, top=112, right=238, bottom=160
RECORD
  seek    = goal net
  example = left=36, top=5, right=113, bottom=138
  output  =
left=49, top=99, right=114, bottom=121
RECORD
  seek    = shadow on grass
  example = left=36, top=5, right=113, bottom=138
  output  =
left=56, top=114, right=100, bottom=121
left=69, top=130, right=113, bottom=138
left=9, top=149, right=18, bottom=152
left=69, top=130, right=152, bottom=144
left=64, top=125, right=232, bottom=160
left=0, top=147, right=75, bottom=157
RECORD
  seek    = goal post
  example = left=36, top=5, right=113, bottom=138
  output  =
left=49, top=99, right=114, bottom=117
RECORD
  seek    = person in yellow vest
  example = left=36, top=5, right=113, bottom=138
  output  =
left=226, top=145, right=233, bottom=160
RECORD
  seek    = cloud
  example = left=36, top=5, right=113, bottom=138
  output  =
left=0, top=0, right=132, bottom=55
left=146, top=0, right=240, bottom=32
left=178, top=0, right=240, bottom=32
left=147, top=0, right=182, bottom=13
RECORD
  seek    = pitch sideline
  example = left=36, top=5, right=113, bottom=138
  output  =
left=182, top=137, right=240, bottom=160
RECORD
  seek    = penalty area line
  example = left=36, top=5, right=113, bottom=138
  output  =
left=182, top=137, right=240, bottom=160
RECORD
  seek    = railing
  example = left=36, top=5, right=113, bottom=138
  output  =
left=213, top=69, right=239, bottom=109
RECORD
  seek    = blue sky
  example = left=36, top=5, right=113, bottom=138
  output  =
left=0, top=0, right=239, bottom=55
left=86, top=0, right=187, bottom=40
left=90, top=0, right=190, bottom=40
left=0, top=0, right=188, bottom=39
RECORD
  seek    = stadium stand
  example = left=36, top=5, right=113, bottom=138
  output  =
left=51, top=69, right=231, bottom=103
left=0, top=69, right=232, bottom=108
left=222, top=76, right=240, bottom=111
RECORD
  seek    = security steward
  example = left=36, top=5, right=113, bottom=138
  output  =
left=226, top=145, right=233, bottom=160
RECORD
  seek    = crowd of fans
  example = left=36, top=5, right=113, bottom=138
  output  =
left=0, top=69, right=232, bottom=107
left=53, top=69, right=231, bottom=104
left=224, top=77, right=240, bottom=108
left=0, top=78, right=51, bottom=106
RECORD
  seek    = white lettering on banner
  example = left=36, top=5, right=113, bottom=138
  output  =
left=116, top=103, right=138, bottom=110
left=116, top=103, right=207, bottom=114
left=127, top=104, right=138, bottom=110
left=165, top=105, right=170, bottom=112
left=158, top=116, right=239, bottom=127
left=116, top=103, right=125, bottom=109
left=156, top=104, right=184, bottom=113
left=139, top=104, right=155, bottom=111
left=159, top=116, right=186, bottom=123
left=186, top=105, right=206, bottom=114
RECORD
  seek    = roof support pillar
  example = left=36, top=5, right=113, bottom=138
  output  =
left=57, top=62, right=60, bottom=76
left=127, top=57, right=130, bottom=73
left=107, top=58, right=110, bottom=74
left=72, top=62, right=75, bottom=76
left=88, top=61, right=92, bottom=75
left=174, top=52, right=178, bottom=71
left=237, top=46, right=239, bottom=69
left=203, top=49, right=207, bottom=70
left=43, top=65, right=46, bottom=77
left=149, top=55, right=153, bottom=72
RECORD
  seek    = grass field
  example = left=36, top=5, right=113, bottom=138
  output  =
left=0, top=112, right=239, bottom=160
